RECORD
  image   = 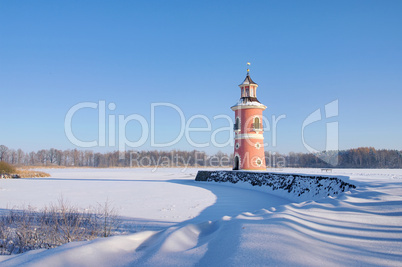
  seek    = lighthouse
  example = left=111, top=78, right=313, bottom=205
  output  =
left=231, top=66, right=267, bottom=170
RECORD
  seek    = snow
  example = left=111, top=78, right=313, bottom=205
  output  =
left=232, top=98, right=266, bottom=107
left=1, top=167, right=402, bottom=266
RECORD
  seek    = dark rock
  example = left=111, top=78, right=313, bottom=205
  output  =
left=195, top=170, right=356, bottom=199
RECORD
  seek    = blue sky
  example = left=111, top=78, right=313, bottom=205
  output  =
left=1, top=0, right=401, bottom=155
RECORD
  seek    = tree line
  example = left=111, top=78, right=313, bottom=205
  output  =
left=0, top=145, right=230, bottom=168
left=272, top=147, right=402, bottom=168
left=0, top=145, right=401, bottom=168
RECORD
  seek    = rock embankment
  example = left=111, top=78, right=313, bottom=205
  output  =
left=195, top=170, right=356, bottom=200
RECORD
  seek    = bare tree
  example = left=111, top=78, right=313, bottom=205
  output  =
left=47, top=148, right=57, bottom=165
left=72, top=149, right=80, bottom=166
left=55, top=149, right=63, bottom=166
left=17, top=149, right=25, bottom=165
left=36, top=150, right=48, bottom=166
left=0, top=145, right=8, bottom=161
left=29, top=152, right=36, bottom=165
left=63, top=150, right=71, bottom=166
left=9, top=149, right=17, bottom=165
left=84, top=150, right=94, bottom=166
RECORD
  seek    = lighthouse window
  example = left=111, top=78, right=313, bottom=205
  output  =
left=246, top=88, right=249, bottom=97
left=253, top=117, right=261, bottom=129
left=256, top=158, right=262, bottom=166
left=234, top=117, right=241, bottom=131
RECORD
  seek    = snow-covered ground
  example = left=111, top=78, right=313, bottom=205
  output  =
left=0, top=168, right=401, bottom=266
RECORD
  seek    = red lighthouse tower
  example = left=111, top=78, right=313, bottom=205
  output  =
left=231, top=66, right=267, bottom=170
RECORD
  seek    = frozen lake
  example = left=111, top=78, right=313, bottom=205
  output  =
left=1, top=168, right=402, bottom=266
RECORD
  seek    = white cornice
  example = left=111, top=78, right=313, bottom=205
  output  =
left=235, top=134, right=264, bottom=140
left=231, top=104, right=267, bottom=111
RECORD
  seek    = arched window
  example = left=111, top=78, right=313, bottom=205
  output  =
left=234, top=117, right=241, bottom=131
left=233, top=155, right=240, bottom=170
left=246, top=88, right=249, bottom=97
left=254, top=117, right=260, bottom=129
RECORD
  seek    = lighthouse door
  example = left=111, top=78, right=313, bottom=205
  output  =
left=233, top=156, right=240, bottom=170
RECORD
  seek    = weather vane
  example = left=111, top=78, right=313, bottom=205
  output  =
left=247, top=62, right=251, bottom=74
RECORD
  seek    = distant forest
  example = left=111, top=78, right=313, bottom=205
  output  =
left=0, top=145, right=401, bottom=169
left=274, top=147, right=402, bottom=168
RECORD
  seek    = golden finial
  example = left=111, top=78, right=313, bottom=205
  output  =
left=247, top=62, right=251, bottom=74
